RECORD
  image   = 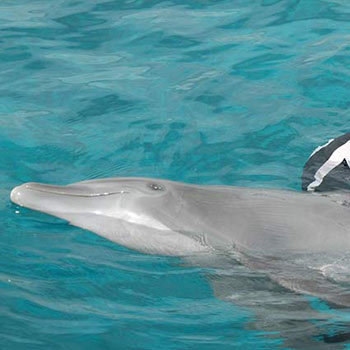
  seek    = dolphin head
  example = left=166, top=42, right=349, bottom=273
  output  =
left=10, top=178, right=207, bottom=255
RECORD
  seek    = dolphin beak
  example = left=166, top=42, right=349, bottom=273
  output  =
left=11, top=182, right=93, bottom=204
left=10, top=182, right=88, bottom=212
left=10, top=181, right=129, bottom=217
left=10, top=183, right=26, bottom=205
left=10, top=183, right=60, bottom=216
left=11, top=182, right=124, bottom=202
left=10, top=182, right=125, bottom=216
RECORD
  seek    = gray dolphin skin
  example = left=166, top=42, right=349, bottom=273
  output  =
left=10, top=177, right=350, bottom=308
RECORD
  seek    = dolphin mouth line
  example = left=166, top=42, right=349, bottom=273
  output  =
left=22, top=184, right=130, bottom=197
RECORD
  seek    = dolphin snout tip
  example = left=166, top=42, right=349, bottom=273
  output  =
left=10, top=182, right=45, bottom=203
left=10, top=186, right=21, bottom=204
left=10, top=183, right=35, bottom=205
left=10, top=185, right=24, bottom=205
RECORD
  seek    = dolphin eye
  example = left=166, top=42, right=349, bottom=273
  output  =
left=148, top=183, right=164, bottom=191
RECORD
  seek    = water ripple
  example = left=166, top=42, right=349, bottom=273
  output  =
left=2, top=0, right=350, bottom=349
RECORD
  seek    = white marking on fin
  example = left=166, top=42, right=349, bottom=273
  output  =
left=307, top=140, right=350, bottom=191
left=308, top=138, right=334, bottom=159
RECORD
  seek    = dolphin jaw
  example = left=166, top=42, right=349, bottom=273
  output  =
left=10, top=182, right=124, bottom=216
left=10, top=183, right=168, bottom=231
left=11, top=182, right=128, bottom=199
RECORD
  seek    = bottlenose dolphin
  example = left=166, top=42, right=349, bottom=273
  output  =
left=10, top=177, right=350, bottom=308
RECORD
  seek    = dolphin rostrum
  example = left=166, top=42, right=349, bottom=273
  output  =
left=10, top=177, right=350, bottom=308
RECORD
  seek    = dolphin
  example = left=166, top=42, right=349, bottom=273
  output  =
left=10, top=177, right=350, bottom=308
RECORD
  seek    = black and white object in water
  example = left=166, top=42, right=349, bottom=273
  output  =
left=302, top=133, right=350, bottom=192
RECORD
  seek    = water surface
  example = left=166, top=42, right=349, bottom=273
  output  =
left=2, top=0, right=350, bottom=348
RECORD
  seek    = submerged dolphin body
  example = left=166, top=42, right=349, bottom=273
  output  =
left=10, top=177, right=350, bottom=307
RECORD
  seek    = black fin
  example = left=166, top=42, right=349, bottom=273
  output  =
left=302, top=133, right=350, bottom=192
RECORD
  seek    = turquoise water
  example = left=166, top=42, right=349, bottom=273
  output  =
left=2, top=0, right=350, bottom=348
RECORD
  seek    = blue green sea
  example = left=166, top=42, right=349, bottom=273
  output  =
left=2, top=0, right=350, bottom=349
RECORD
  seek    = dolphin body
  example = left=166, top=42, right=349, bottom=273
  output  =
left=10, top=177, right=350, bottom=308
